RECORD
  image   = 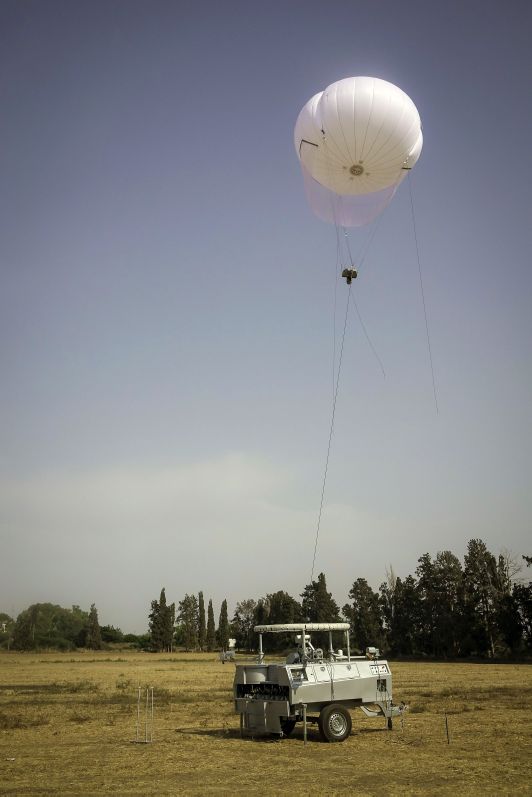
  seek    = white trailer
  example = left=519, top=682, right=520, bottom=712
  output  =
left=233, top=622, right=404, bottom=742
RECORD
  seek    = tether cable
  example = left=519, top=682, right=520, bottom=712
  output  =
left=351, top=296, right=386, bottom=378
left=311, top=218, right=385, bottom=581
left=344, top=225, right=387, bottom=379
left=408, top=174, right=439, bottom=413
left=358, top=212, right=384, bottom=269
left=332, top=223, right=341, bottom=398
left=310, top=283, right=352, bottom=583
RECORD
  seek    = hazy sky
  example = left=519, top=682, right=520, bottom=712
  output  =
left=1, top=0, right=531, bottom=632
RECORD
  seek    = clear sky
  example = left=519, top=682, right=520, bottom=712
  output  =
left=1, top=0, right=531, bottom=632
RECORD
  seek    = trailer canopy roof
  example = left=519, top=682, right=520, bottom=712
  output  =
left=254, top=623, right=350, bottom=633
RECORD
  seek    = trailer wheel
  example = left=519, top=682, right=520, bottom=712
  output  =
left=318, top=704, right=352, bottom=743
left=280, top=719, right=296, bottom=737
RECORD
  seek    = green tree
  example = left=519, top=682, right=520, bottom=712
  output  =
left=266, top=591, right=302, bottom=625
left=232, top=599, right=257, bottom=651
left=162, top=593, right=176, bottom=653
left=123, top=633, right=151, bottom=650
left=415, top=553, right=438, bottom=655
left=178, top=594, right=199, bottom=651
left=263, top=591, right=303, bottom=651
left=416, top=551, right=464, bottom=656
left=492, top=552, right=524, bottom=654
left=217, top=599, right=230, bottom=650
left=149, top=588, right=175, bottom=652
left=463, top=539, right=500, bottom=657
left=497, top=592, right=523, bottom=652
left=301, top=572, right=340, bottom=649
left=198, top=592, right=206, bottom=652
left=433, top=551, right=464, bottom=657
left=12, top=606, right=38, bottom=650
left=149, top=593, right=163, bottom=651
left=343, top=578, right=383, bottom=653
left=301, top=573, right=340, bottom=622
left=100, top=625, right=124, bottom=643
left=86, top=604, right=102, bottom=650
left=380, top=573, right=421, bottom=656
left=148, top=599, right=163, bottom=651
left=0, top=613, right=13, bottom=650
left=206, top=599, right=216, bottom=651
left=12, top=604, right=88, bottom=650
left=255, top=599, right=267, bottom=626
left=513, top=555, right=532, bottom=649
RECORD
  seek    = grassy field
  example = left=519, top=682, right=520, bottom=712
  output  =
left=0, top=651, right=531, bottom=796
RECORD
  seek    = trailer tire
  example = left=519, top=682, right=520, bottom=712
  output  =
left=318, top=704, right=352, bottom=743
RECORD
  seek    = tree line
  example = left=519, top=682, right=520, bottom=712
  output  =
left=2, top=539, right=531, bottom=657
left=148, top=589, right=230, bottom=652
left=149, top=540, right=531, bottom=658
left=0, top=603, right=107, bottom=651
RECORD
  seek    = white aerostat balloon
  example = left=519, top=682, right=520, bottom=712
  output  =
left=294, top=77, right=423, bottom=226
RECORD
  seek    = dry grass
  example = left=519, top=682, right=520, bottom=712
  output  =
left=0, top=652, right=531, bottom=795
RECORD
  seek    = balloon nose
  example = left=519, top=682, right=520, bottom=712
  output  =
left=349, top=164, right=364, bottom=176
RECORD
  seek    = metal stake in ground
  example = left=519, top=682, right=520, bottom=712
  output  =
left=132, top=687, right=154, bottom=744
left=145, top=688, right=148, bottom=741
left=136, top=686, right=141, bottom=742
left=150, top=687, right=154, bottom=742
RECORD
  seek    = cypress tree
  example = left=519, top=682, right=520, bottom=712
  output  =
left=149, top=596, right=160, bottom=651
left=163, top=594, right=176, bottom=653
left=206, top=599, right=216, bottom=651
left=217, top=599, right=230, bottom=650
left=158, top=589, right=169, bottom=651
left=86, top=604, right=102, bottom=650
left=198, top=592, right=206, bottom=651
left=149, top=588, right=175, bottom=652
